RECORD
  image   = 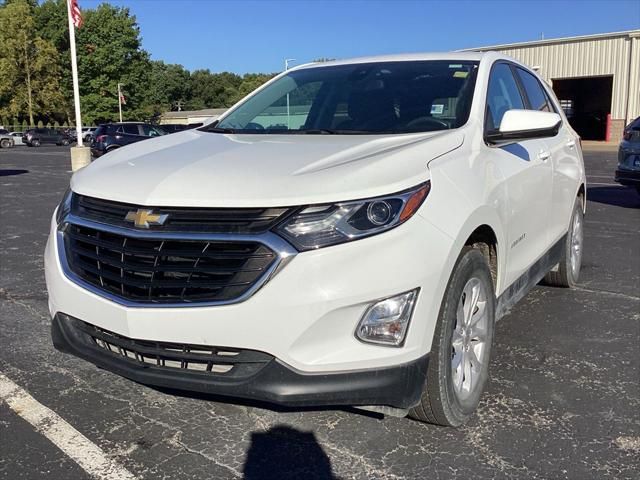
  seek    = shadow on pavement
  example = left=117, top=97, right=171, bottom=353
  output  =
left=587, top=185, right=640, bottom=209
left=0, top=169, right=29, bottom=177
left=244, top=425, right=338, bottom=480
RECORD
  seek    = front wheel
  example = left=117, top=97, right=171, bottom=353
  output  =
left=31, top=139, right=41, bottom=147
left=61, top=138, right=70, bottom=146
left=0, top=139, right=12, bottom=148
left=409, top=246, right=495, bottom=426
left=544, top=197, right=584, bottom=287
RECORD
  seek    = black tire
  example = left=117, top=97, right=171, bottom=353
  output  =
left=32, top=139, right=41, bottom=147
left=409, top=246, right=496, bottom=426
left=61, top=138, right=70, bottom=146
left=635, top=186, right=640, bottom=196
left=543, top=197, right=584, bottom=288
left=0, top=139, right=11, bottom=148
left=105, top=145, right=120, bottom=154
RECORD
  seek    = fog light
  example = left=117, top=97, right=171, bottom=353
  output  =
left=356, top=289, right=419, bottom=346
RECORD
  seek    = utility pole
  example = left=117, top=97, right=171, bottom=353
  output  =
left=117, top=83, right=123, bottom=122
left=284, top=59, right=296, bottom=130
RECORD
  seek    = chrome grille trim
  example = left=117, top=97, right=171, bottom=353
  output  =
left=57, top=213, right=297, bottom=308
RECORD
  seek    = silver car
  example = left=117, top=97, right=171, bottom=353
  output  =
left=9, top=132, right=24, bottom=146
left=0, top=129, right=15, bottom=148
left=615, top=117, right=640, bottom=194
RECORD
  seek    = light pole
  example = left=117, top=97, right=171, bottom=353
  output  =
left=284, top=59, right=296, bottom=129
left=117, top=83, right=124, bottom=123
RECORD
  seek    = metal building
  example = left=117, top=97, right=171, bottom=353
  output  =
left=467, top=30, right=640, bottom=142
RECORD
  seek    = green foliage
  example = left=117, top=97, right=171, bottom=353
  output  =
left=0, top=0, right=65, bottom=125
left=0, top=0, right=278, bottom=124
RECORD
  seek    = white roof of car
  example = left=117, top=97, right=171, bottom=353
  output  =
left=294, top=51, right=502, bottom=70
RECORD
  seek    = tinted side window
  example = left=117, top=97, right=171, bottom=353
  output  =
left=515, top=68, right=552, bottom=112
left=486, top=63, right=525, bottom=131
left=117, top=124, right=139, bottom=135
left=141, top=125, right=165, bottom=137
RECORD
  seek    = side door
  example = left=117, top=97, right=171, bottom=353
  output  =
left=140, top=124, right=165, bottom=138
left=484, top=62, right=554, bottom=288
left=116, top=124, right=141, bottom=145
left=514, top=66, right=582, bottom=245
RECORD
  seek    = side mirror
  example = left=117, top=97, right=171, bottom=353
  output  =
left=486, top=110, right=561, bottom=144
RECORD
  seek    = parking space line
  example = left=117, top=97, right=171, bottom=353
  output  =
left=0, top=372, right=137, bottom=480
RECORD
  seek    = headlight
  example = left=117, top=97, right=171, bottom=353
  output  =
left=55, top=189, right=73, bottom=225
left=276, top=182, right=430, bottom=251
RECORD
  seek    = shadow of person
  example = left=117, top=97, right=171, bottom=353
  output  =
left=0, top=169, right=29, bottom=177
left=587, top=185, right=640, bottom=209
left=243, top=425, right=338, bottom=480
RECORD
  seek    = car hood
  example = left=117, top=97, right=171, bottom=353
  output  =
left=73, top=129, right=464, bottom=207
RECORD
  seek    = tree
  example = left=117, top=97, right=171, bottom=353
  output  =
left=144, top=61, right=191, bottom=118
left=72, top=4, right=151, bottom=123
left=34, top=0, right=73, bottom=124
left=0, top=0, right=65, bottom=125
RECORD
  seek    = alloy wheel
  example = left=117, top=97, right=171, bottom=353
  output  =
left=451, top=277, right=489, bottom=401
left=570, top=209, right=583, bottom=278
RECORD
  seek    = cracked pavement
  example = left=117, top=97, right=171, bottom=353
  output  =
left=0, top=145, right=638, bottom=479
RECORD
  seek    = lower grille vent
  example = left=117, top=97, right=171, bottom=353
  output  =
left=75, top=320, right=273, bottom=378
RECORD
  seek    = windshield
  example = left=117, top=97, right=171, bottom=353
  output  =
left=210, top=60, right=478, bottom=135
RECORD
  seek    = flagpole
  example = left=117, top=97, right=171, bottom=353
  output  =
left=118, top=83, right=123, bottom=122
left=67, top=0, right=83, bottom=147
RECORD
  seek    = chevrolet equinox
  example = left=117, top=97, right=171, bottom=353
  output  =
left=45, top=52, right=586, bottom=426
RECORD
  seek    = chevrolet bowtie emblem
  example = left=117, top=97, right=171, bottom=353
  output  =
left=124, top=209, right=168, bottom=228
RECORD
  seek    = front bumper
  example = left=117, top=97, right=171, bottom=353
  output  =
left=52, top=312, right=428, bottom=408
left=45, top=207, right=455, bottom=407
left=615, top=167, right=640, bottom=186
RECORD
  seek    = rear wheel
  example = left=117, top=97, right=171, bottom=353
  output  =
left=544, top=197, right=583, bottom=287
left=409, top=246, right=495, bottom=426
left=0, top=139, right=11, bottom=148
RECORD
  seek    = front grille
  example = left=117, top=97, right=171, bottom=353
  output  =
left=63, top=223, right=277, bottom=303
left=73, top=318, right=273, bottom=378
left=73, top=194, right=293, bottom=233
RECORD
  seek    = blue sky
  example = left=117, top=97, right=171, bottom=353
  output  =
left=83, top=0, right=640, bottom=73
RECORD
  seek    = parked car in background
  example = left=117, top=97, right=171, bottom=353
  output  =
left=9, top=132, right=24, bottom=146
left=82, top=127, right=97, bottom=142
left=63, top=128, right=77, bottom=143
left=615, top=116, right=640, bottom=194
left=158, top=124, right=188, bottom=134
left=22, top=128, right=71, bottom=147
left=0, top=130, right=15, bottom=148
left=90, top=122, right=167, bottom=158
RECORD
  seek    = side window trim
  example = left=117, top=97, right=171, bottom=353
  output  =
left=484, top=60, right=563, bottom=143
left=483, top=60, right=527, bottom=137
left=510, top=65, right=533, bottom=110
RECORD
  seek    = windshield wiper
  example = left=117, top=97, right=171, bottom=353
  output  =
left=298, top=129, right=338, bottom=134
left=203, top=126, right=236, bottom=134
left=297, top=129, right=378, bottom=135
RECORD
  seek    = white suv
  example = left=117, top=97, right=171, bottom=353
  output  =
left=45, top=52, right=585, bottom=426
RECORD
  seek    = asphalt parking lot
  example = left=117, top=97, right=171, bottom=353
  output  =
left=0, top=144, right=638, bottom=480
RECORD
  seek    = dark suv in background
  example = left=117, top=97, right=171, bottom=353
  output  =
left=90, top=122, right=166, bottom=158
left=22, top=128, right=71, bottom=147
left=616, top=116, right=640, bottom=194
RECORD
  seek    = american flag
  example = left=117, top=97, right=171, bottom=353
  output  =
left=70, top=0, right=83, bottom=29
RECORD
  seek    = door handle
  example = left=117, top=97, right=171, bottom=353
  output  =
left=566, top=139, right=576, bottom=149
left=538, top=151, right=551, bottom=162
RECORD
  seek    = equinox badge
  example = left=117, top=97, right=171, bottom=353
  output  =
left=124, top=209, right=168, bottom=228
